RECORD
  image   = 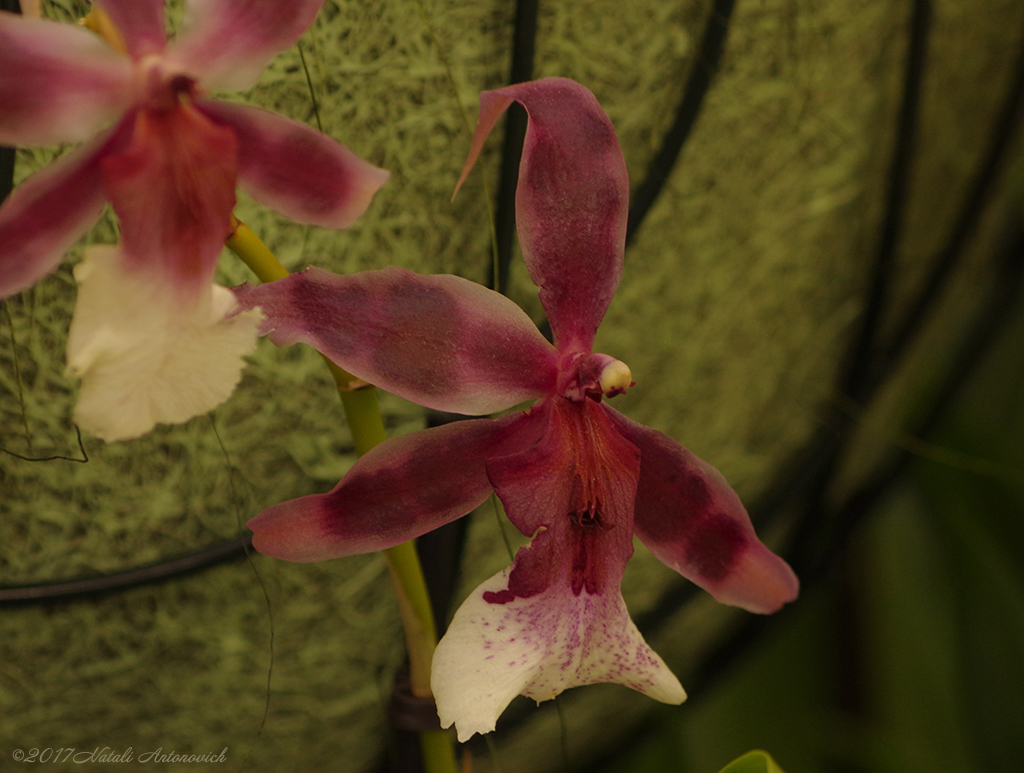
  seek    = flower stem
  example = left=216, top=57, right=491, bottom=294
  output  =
left=226, top=217, right=455, bottom=773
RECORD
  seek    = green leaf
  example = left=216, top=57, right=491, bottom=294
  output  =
left=716, top=750, right=787, bottom=773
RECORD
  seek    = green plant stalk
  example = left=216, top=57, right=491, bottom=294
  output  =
left=226, top=218, right=455, bottom=773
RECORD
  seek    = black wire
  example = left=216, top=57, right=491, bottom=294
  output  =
left=488, top=0, right=540, bottom=296
left=879, top=18, right=1024, bottom=379
left=625, top=0, right=737, bottom=245
left=0, top=535, right=252, bottom=606
left=841, top=0, right=932, bottom=400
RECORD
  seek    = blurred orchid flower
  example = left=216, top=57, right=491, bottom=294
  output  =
left=0, top=0, right=387, bottom=440
left=233, top=78, right=797, bottom=740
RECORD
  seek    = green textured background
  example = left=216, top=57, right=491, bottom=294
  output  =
left=2, top=0, right=1022, bottom=771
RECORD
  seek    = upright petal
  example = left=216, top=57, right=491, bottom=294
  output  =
left=0, top=12, right=133, bottom=146
left=606, top=407, right=799, bottom=614
left=0, top=122, right=127, bottom=298
left=101, top=104, right=238, bottom=295
left=248, top=410, right=546, bottom=561
left=94, top=0, right=167, bottom=57
left=233, top=267, right=560, bottom=415
left=198, top=100, right=388, bottom=229
left=456, top=78, right=628, bottom=352
left=171, top=0, right=323, bottom=90
left=433, top=561, right=685, bottom=743
left=66, top=245, right=261, bottom=442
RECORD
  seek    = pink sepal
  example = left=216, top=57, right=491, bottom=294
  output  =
left=172, top=0, right=324, bottom=90
left=0, top=120, right=130, bottom=299
left=0, top=12, right=133, bottom=146
left=234, top=267, right=559, bottom=415
left=606, top=407, right=799, bottom=614
left=94, top=0, right=167, bottom=57
left=456, top=78, right=628, bottom=353
left=198, top=100, right=388, bottom=229
left=248, top=411, right=545, bottom=561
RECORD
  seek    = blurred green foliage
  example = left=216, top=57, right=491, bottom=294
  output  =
left=718, top=751, right=787, bottom=773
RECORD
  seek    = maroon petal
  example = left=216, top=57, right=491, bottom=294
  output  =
left=171, top=0, right=323, bottom=89
left=95, top=0, right=167, bottom=57
left=234, top=267, right=559, bottom=415
left=101, top=104, right=238, bottom=295
left=198, top=100, right=387, bottom=229
left=486, top=398, right=640, bottom=600
left=248, top=411, right=545, bottom=562
left=456, top=78, right=628, bottom=353
left=0, top=12, right=133, bottom=146
left=606, top=407, right=799, bottom=614
left=0, top=120, right=130, bottom=298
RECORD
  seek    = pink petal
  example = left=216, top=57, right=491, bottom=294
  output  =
left=248, top=411, right=545, bottom=562
left=233, top=267, right=559, bottom=415
left=100, top=104, right=238, bottom=295
left=485, top=397, right=640, bottom=599
left=456, top=78, right=628, bottom=353
left=94, top=0, right=167, bottom=57
left=197, top=100, right=388, bottom=229
left=0, top=120, right=131, bottom=298
left=0, top=12, right=133, bottom=146
left=433, top=562, right=685, bottom=742
left=606, top=407, right=799, bottom=614
left=171, top=0, right=324, bottom=90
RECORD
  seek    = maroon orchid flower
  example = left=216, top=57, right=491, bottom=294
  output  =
left=233, top=78, right=797, bottom=740
left=0, top=0, right=387, bottom=440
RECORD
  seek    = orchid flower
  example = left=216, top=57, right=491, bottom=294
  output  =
left=232, top=78, right=798, bottom=741
left=0, top=0, right=388, bottom=440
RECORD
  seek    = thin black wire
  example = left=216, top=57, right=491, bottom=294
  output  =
left=626, top=0, right=737, bottom=245
left=879, top=20, right=1024, bottom=379
left=489, top=0, right=539, bottom=295
left=842, top=0, right=932, bottom=400
left=0, top=535, right=252, bottom=606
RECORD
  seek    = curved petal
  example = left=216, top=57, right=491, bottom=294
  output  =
left=233, top=267, right=559, bottom=415
left=456, top=78, right=628, bottom=353
left=248, top=411, right=546, bottom=562
left=101, top=104, right=238, bottom=294
left=0, top=12, right=133, bottom=146
left=171, top=0, right=323, bottom=90
left=0, top=122, right=127, bottom=298
left=433, top=562, right=685, bottom=743
left=66, top=245, right=261, bottom=442
left=198, top=100, right=388, bottom=228
left=94, top=0, right=167, bottom=57
left=606, top=407, right=799, bottom=614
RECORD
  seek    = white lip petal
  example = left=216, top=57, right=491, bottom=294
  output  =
left=66, top=245, right=262, bottom=442
left=431, top=566, right=685, bottom=743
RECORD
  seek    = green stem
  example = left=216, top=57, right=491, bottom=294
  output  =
left=226, top=217, right=456, bottom=773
